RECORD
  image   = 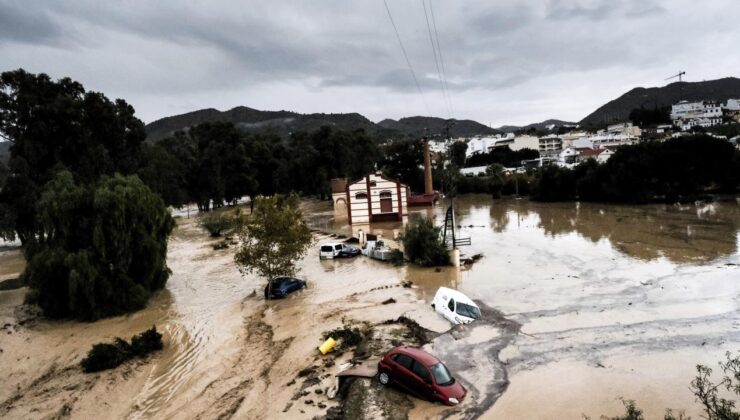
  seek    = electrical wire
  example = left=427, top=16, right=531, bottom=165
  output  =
left=422, top=0, right=451, bottom=118
left=383, top=0, right=431, bottom=116
left=429, top=0, right=454, bottom=118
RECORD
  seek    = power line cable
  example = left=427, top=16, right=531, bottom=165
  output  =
left=429, top=0, right=454, bottom=118
left=383, top=0, right=431, bottom=116
left=422, top=0, right=451, bottom=118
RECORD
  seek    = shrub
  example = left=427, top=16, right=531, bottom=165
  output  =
left=130, top=326, right=164, bottom=356
left=81, top=338, right=132, bottom=373
left=198, top=211, right=233, bottom=237
left=81, top=326, right=163, bottom=373
left=401, top=218, right=450, bottom=267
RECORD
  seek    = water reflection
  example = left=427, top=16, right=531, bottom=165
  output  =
left=452, top=195, right=740, bottom=264
left=306, top=196, right=740, bottom=264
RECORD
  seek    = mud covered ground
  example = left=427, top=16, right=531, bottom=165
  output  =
left=1, top=196, right=739, bottom=419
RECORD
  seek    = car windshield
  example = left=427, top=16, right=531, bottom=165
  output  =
left=320, top=246, right=333, bottom=252
left=456, top=302, right=481, bottom=319
left=430, top=362, right=454, bottom=386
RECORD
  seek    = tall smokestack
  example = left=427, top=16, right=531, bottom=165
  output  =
left=423, top=139, right=433, bottom=194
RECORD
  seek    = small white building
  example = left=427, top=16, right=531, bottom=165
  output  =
left=538, top=134, right=563, bottom=157
left=332, top=173, right=409, bottom=225
left=558, top=147, right=579, bottom=164
left=460, top=165, right=488, bottom=177
left=723, top=99, right=740, bottom=111
left=510, top=135, right=540, bottom=151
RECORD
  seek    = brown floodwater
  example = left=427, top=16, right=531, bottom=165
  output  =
left=2, top=196, right=739, bottom=419
left=308, top=195, right=740, bottom=418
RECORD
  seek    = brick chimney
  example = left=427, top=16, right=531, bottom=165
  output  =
left=423, top=139, right=433, bottom=194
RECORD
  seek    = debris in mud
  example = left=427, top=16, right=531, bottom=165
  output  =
left=381, top=298, right=396, bottom=305
left=212, top=241, right=229, bottom=250
left=462, top=253, right=484, bottom=265
left=317, top=402, right=327, bottom=409
left=322, top=325, right=365, bottom=353
left=401, top=281, right=412, bottom=288
left=0, top=277, right=22, bottom=291
left=381, top=316, right=437, bottom=344
left=298, top=366, right=318, bottom=377
left=344, top=237, right=359, bottom=244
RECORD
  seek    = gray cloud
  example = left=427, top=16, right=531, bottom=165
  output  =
left=0, top=0, right=737, bottom=126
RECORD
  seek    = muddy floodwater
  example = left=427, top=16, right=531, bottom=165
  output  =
left=311, top=195, right=740, bottom=419
left=1, top=195, right=739, bottom=419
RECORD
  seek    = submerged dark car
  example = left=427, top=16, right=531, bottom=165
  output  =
left=377, top=346, right=467, bottom=405
left=264, top=277, right=307, bottom=300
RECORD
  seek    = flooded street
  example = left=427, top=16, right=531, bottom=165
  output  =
left=1, top=195, right=739, bottom=419
left=420, top=196, right=740, bottom=418
left=309, top=195, right=740, bottom=418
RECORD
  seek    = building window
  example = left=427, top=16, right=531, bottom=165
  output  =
left=379, top=191, right=392, bottom=199
left=355, top=192, right=368, bottom=200
left=369, top=181, right=377, bottom=187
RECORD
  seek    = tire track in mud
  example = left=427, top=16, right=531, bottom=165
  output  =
left=191, top=308, right=293, bottom=420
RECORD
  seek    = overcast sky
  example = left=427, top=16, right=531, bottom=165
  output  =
left=1, top=0, right=739, bottom=127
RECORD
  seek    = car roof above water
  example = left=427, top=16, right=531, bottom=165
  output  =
left=394, top=346, right=441, bottom=367
left=434, top=287, right=477, bottom=307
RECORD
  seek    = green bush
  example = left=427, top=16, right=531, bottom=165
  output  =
left=81, top=338, right=132, bottom=373
left=81, top=326, right=163, bottom=373
left=198, top=211, right=233, bottom=237
left=22, top=172, right=174, bottom=321
left=532, top=135, right=740, bottom=203
left=401, top=218, right=450, bottom=267
left=130, top=326, right=164, bottom=356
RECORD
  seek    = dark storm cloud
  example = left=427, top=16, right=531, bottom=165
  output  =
left=0, top=1, right=67, bottom=46
left=0, top=0, right=737, bottom=124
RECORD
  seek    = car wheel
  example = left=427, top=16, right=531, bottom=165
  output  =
left=378, top=371, right=390, bottom=386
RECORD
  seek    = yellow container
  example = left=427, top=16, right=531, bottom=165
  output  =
left=318, top=337, right=336, bottom=355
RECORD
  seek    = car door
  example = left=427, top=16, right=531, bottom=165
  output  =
left=410, top=360, right=436, bottom=401
left=286, top=279, right=302, bottom=293
left=391, top=354, right=417, bottom=394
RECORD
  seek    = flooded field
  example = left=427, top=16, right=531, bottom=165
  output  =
left=1, top=195, right=739, bottom=419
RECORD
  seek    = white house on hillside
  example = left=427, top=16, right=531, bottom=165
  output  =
left=671, top=100, right=723, bottom=130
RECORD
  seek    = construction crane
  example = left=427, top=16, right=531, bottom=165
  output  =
left=666, top=71, right=687, bottom=100
left=665, top=71, right=686, bottom=83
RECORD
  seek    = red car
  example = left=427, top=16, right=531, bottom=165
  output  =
left=377, top=346, right=467, bottom=405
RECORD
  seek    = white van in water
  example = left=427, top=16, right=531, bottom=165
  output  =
left=431, top=287, right=481, bottom=325
left=319, top=242, right=361, bottom=259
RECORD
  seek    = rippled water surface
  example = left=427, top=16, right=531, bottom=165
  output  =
left=310, top=195, right=740, bottom=418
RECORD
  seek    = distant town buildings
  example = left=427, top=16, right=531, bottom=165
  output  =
left=424, top=98, right=739, bottom=174
left=670, top=100, right=723, bottom=130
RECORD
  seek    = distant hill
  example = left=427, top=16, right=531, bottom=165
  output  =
left=377, top=116, right=497, bottom=138
left=580, top=77, right=740, bottom=126
left=145, top=106, right=499, bottom=141
left=145, top=106, right=377, bottom=141
left=497, top=119, right=577, bottom=133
